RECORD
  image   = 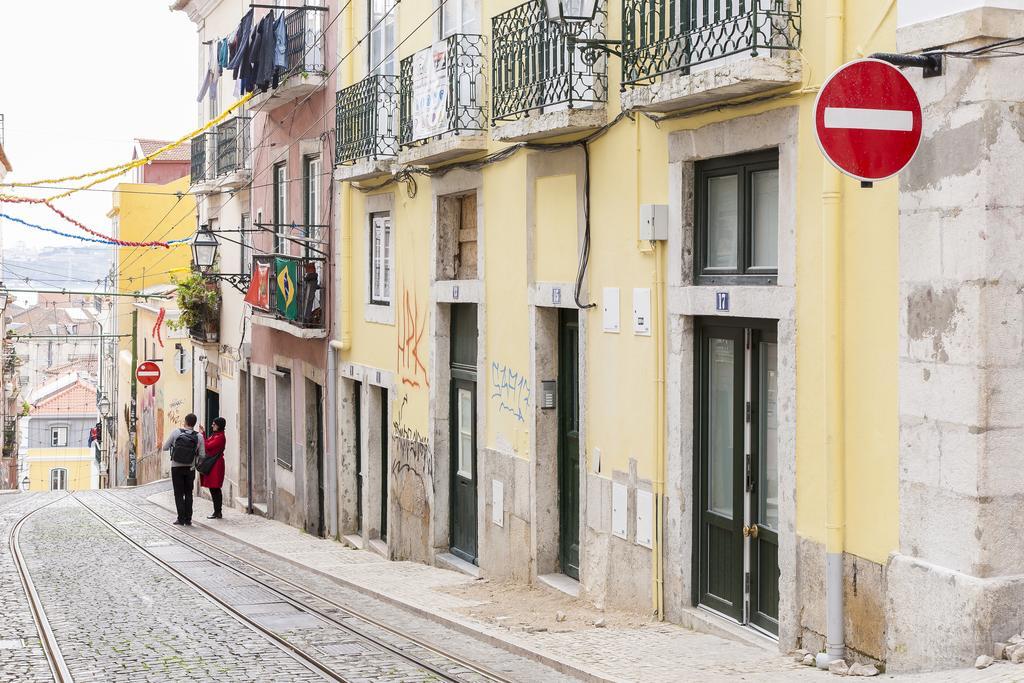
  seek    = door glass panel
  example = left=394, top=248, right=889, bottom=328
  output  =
left=457, top=388, right=473, bottom=478
left=707, top=175, right=738, bottom=268
left=751, top=169, right=779, bottom=269
left=759, top=342, right=779, bottom=531
left=709, top=338, right=735, bottom=517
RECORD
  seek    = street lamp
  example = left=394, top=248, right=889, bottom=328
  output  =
left=191, top=225, right=220, bottom=271
left=97, top=395, right=111, bottom=418
left=544, top=0, right=598, bottom=24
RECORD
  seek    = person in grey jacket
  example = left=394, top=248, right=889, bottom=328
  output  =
left=163, top=414, right=206, bottom=526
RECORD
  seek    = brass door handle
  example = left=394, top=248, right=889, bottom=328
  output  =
left=742, top=524, right=759, bottom=539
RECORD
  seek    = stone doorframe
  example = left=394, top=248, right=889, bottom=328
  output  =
left=526, top=148, right=590, bottom=586
left=664, top=106, right=799, bottom=648
left=427, top=169, right=487, bottom=565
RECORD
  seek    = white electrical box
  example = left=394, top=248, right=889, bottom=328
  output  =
left=633, top=288, right=651, bottom=336
left=636, top=489, right=653, bottom=548
left=640, top=204, right=669, bottom=241
left=612, top=482, right=628, bottom=539
left=603, top=287, right=620, bottom=333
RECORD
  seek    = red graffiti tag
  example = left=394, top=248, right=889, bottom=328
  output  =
left=397, top=286, right=429, bottom=389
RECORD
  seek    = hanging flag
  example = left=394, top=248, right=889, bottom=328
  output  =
left=275, top=257, right=298, bottom=320
left=244, top=261, right=271, bottom=309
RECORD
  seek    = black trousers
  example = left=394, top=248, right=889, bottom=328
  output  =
left=171, top=467, right=195, bottom=523
left=210, top=487, right=223, bottom=516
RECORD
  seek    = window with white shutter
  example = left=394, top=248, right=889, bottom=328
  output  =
left=370, top=213, right=392, bottom=305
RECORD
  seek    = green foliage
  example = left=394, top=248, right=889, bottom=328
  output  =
left=168, top=272, right=220, bottom=331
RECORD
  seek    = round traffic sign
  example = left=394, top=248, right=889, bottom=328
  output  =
left=814, top=58, right=923, bottom=182
left=136, top=361, right=161, bottom=386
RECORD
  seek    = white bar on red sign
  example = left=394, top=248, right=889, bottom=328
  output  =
left=824, top=107, right=914, bottom=132
left=137, top=371, right=159, bottom=376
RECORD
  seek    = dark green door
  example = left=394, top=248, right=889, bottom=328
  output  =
left=354, top=381, right=363, bottom=535
left=380, top=386, right=388, bottom=542
left=450, top=304, right=479, bottom=564
left=750, top=327, right=780, bottom=634
left=695, top=320, right=780, bottom=635
left=558, top=309, right=580, bottom=580
left=696, top=325, right=745, bottom=621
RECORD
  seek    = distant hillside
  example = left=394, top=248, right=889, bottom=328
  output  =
left=2, top=244, right=114, bottom=291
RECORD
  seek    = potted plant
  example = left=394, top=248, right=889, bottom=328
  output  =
left=169, top=272, right=221, bottom=343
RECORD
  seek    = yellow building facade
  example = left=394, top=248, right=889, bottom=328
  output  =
left=25, top=376, right=98, bottom=491
left=110, top=174, right=196, bottom=486
left=330, top=0, right=899, bottom=662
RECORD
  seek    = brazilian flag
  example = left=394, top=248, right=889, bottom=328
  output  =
left=275, top=258, right=298, bottom=320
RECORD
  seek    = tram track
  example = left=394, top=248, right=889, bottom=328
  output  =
left=81, top=491, right=519, bottom=683
left=9, top=493, right=74, bottom=683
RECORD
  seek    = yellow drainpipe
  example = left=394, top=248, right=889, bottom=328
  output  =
left=336, top=0, right=354, bottom=352
left=818, top=0, right=846, bottom=667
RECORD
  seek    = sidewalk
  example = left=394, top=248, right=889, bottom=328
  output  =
left=145, top=490, right=1018, bottom=682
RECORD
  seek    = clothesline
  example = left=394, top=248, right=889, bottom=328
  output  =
left=199, top=7, right=290, bottom=102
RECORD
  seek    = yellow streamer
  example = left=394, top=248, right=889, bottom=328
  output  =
left=3, top=92, right=255, bottom=197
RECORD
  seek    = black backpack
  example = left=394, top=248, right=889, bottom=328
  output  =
left=170, top=430, right=200, bottom=464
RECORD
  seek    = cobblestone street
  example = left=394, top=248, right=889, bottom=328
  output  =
left=3, top=485, right=1021, bottom=682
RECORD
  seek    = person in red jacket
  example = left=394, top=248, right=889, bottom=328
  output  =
left=200, top=417, right=227, bottom=519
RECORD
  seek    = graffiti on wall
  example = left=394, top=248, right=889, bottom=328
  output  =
left=490, top=362, right=531, bottom=422
left=397, top=286, right=430, bottom=389
left=140, top=386, right=158, bottom=455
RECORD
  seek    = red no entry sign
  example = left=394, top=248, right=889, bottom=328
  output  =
left=814, top=58, right=923, bottom=182
left=136, top=361, right=161, bottom=386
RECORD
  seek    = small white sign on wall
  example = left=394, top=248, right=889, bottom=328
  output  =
left=492, top=479, right=504, bottom=527
left=636, top=489, right=653, bottom=548
left=603, top=288, right=620, bottom=333
left=633, top=288, right=651, bottom=336
left=612, top=481, right=627, bottom=539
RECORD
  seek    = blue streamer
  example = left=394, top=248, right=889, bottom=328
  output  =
left=0, top=212, right=191, bottom=247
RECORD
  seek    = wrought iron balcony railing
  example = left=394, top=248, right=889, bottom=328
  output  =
left=191, top=134, right=210, bottom=183
left=336, top=74, right=400, bottom=164
left=284, top=6, right=327, bottom=75
left=215, top=116, right=251, bottom=176
left=399, top=34, right=487, bottom=147
left=492, top=0, right=608, bottom=122
left=252, top=253, right=325, bottom=330
left=621, top=0, right=802, bottom=87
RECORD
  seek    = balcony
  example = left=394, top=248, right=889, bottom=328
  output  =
left=621, top=0, right=802, bottom=112
left=249, top=222, right=327, bottom=337
left=214, top=116, right=251, bottom=188
left=491, top=0, right=608, bottom=142
left=398, top=34, right=488, bottom=166
left=190, top=134, right=215, bottom=191
left=334, top=74, right=399, bottom=182
left=248, top=7, right=329, bottom=109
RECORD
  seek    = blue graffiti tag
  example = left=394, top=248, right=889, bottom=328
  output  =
left=490, top=362, right=531, bottom=422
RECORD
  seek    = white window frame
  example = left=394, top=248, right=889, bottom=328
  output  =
left=50, top=425, right=68, bottom=447
left=305, top=155, right=322, bottom=247
left=50, top=467, right=68, bottom=491
left=439, top=0, right=480, bottom=39
left=274, top=163, right=288, bottom=254
left=369, top=0, right=398, bottom=76
left=370, top=213, right=393, bottom=306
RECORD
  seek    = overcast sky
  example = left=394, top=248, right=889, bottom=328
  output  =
left=0, top=0, right=197, bottom=284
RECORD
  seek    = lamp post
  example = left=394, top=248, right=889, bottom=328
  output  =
left=544, top=0, right=598, bottom=24
left=543, top=0, right=621, bottom=61
left=97, top=395, right=111, bottom=418
left=191, top=226, right=220, bottom=272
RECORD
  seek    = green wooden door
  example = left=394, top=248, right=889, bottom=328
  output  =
left=558, top=309, right=580, bottom=580
left=696, top=325, right=745, bottom=621
left=450, top=304, right=479, bottom=564
left=695, top=320, right=780, bottom=635
left=750, top=329, right=780, bottom=634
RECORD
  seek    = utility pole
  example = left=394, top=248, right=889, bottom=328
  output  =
left=127, top=309, right=138, bottom=486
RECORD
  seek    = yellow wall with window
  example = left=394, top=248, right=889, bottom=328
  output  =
left=337, top=0, right=900, bottom=566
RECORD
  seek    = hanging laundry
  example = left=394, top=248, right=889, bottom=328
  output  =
left=239, top=12, right=264, bottom=94
left=228, top=9, right=254, bottom=75
left=274, top=12, right=287, bottom=71
left=196, top=67, right=215, bottom=102
left=218, top=38, right=229, bottom=70
left=254, top=13, right=279, bottom=93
